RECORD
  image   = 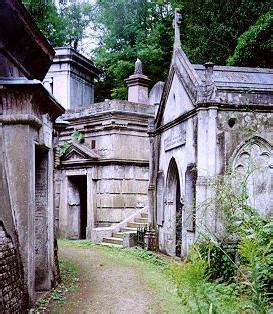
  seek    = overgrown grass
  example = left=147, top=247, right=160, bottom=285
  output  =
left=167, top=251, right=256, bottom=313
left=58, top=238, right=96, bottom=248
left=167, top=170, right=273, bottom=314
left=57, top=192, right=272, bottom=314
left=59, top=239, right=167, bottom=268
left=58, top=240, right=263, bottom=313
left=34, top=257, right=79, bottom=312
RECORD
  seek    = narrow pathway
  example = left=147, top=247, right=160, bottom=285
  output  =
left=51, top=241, right=182, bottom=314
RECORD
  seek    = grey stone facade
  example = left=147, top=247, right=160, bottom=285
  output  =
left=56, top=99, right=154, bottom=242
left=148, top=11, right=273, bottom=257
left=44, top=47, right=99, bottom=110
left=0, top=0, right=64, bottom=309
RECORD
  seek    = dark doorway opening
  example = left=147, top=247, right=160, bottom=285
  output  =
left=167, top=158, right=183, bottom=257
left=69, top=175, right=87, bottom=239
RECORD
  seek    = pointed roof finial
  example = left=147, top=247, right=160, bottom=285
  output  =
left=134, top=58, right=143, bottom=75
left=173, top=8, right=182, bottom=49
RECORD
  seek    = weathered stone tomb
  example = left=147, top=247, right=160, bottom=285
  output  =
left=148, top=9, right=273, bottom=257
left=0, top=0, right=64, bottom=310
left=53, top=59, right=154, bottom=243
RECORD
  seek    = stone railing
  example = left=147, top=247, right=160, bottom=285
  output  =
left=90, top=206, right=148, bottom=244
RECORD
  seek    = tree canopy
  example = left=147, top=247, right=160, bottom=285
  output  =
left=23, top=0, right=273, bottom=101
left=22, top=0, right=94, bottom=50
left=93, top=0, right=272, bottom=100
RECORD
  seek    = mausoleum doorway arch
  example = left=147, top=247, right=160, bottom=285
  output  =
left=165, top=157, right=183, bottom=257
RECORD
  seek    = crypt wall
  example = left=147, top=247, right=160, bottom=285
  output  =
left=56, top=100, right=154, bottom=242
left=150, top=29, right=273, bottom=257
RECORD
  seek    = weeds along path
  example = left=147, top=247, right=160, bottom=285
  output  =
left=52, top=240, right=182, bottom=314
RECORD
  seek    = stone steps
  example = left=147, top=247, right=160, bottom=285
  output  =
left=112, top=232, right=123, bottom=238
left=103, top=237, right=123, bottom=245
left=100, top=242, right=123, bottom=248
left=134, top=217, right=148, bottom=223
left=141, top=212, right=148, bottom=219
left=127, top=222, right=147, bottom=228
left=121, top=227, right=138, bottom=233
left=100, top=210, right=148, bottom=248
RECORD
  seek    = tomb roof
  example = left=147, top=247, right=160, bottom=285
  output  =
left=0, top=78, right=65, bottom=119
left=0, top=0, right=55, bottom=80
left=193, top=64, right=273, bottom=93
left=50, top=47, right=100, bottom=77
left=58, top=99, right=155, bottom=121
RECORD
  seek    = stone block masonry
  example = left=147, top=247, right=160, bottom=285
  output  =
left=0, top=223, right=24, bottom=313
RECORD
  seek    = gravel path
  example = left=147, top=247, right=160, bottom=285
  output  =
left=52, top=243, right=182, bottom=314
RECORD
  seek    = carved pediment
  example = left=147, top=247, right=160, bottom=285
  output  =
left=61, top=141, right=99, bottom=164
left=155, top=48, right=204, bottom=128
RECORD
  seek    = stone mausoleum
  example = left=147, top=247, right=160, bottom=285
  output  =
left=148, top=9, right=273, bottom=257
left=0, top=0, right=64, bottom=311
left=44, top=47, right=99, bottom=110
left=50, top=57, right=155, bottom=244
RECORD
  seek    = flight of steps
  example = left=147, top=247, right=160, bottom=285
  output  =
left=101, top=212, right=148, bottom=248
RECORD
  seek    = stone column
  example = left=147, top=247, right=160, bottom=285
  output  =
left=125, top=59, right=151, bottom=104
left=59, top=172, right=69, bottom=238
left=196, top=107, right=218, bottom=238
left=86, top=167, right=97, bottom=239
left=2, top=91, right=41, bottom=304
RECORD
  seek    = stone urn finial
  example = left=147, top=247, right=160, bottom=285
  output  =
left=134, top=58, right=143, bottom=75
left=125, top=58, right=151, bottom=104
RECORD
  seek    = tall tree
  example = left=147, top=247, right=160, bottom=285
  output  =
left=172, top=0, right=272, bottom=65
left=22, top=0, right=66, bottom=46
left=227, top=10, right=273, bottom=67
left=22, top=0, right=94, bottom=51
left=93, top=0, right=272, bottom=101
left=93, top=0, right=174, bottom=101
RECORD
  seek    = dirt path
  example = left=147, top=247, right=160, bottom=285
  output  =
left=51, top=242, right=183, bottom=314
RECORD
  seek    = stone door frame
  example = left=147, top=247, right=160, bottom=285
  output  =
left=59, top=167, right=97, bottom=239
left=165, top=157, right=183, bottom=257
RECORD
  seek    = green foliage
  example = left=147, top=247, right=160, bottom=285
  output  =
left=195, top=241, right=237, bottom=283
left=71, top=130, right=84, bottom=143
left=58, top=130, right=84, bottom=157
left=93, top=0, right=272, bottom=100
left=168, top=258, right=249, bottom=313
left=93, top=0, right=173, bottom=100
left=23, top=1, right=272, bottom=101
left=238, top=221, right=273, bottom=311
left=227, top=10, right=273, bottom=67
left=172, top=0, right=272, bottom=66
left=58, top=141, right=70, bottom=156
left=59, top=2, right=95, bottom=50
left=22, top=0, right=94, bottom=49
left=22, top=0, right=66, bottom=46
left=211, top=171, right=273, bottom=312
left=167, top=169, right=272, bottom=313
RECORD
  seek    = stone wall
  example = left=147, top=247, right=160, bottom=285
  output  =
left=0, top=222, right=24, bottom=313
left=56, top=99, right=153, bottom=240
left=96, top=164, right=149, bottom=226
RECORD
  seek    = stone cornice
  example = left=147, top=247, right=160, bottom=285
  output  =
left=125, top=74, right=152, bottom=87
left=0, top=114, right=42, bottom=128
left=60, top=158, right=149, bottom=168
left=152, top=102, right=273, bottom=136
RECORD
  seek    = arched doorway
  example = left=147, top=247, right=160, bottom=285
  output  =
left=166, top=158, right=183, bottom=257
